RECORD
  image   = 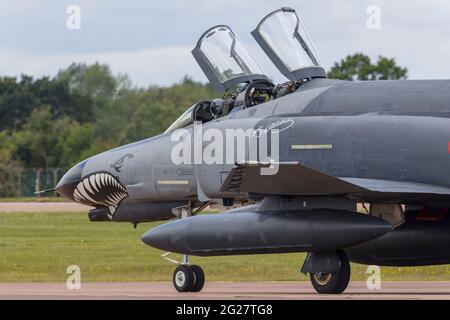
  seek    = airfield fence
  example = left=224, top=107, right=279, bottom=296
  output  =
left=0, top=167, right=66, bottom=198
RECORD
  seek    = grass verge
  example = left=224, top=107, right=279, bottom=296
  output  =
left=0, top=211, right=449, bottom=282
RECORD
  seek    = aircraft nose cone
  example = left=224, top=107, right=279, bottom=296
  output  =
left=55, top=160, right=86, bottom=200
left=141, top=220, right=189, bottom=254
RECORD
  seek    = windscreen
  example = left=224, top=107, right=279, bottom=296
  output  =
left=198, top=26, right=264, bottom=83
left=164, top=105, right=195, bottom=133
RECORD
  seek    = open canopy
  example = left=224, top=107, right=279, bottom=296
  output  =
left=252, top=7, right=326, bottom=81
left=192, top=25, right=268, bottom=91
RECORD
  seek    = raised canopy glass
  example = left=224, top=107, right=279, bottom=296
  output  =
left=192, top=25, right=267, bottom=91
left=252, top=7, right=326, bottom=81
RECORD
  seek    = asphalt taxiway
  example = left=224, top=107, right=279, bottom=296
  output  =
left=0, top=281, right=449, bottom=300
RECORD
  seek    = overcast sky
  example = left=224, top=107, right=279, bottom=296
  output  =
left=1, top=0, right=450, bottom=87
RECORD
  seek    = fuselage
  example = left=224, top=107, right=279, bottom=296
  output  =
left=56, top=78, right=450, bottom=208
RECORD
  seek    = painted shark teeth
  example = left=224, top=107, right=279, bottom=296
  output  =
left=72, top=172, right=129, bottom=216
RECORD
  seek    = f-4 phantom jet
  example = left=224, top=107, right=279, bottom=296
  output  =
left=56, top=7, right=450, bottom=294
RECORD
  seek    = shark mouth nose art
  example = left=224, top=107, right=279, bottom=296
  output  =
left=73, top=172, right=128, bottom=215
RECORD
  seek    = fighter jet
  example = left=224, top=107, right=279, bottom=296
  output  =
left=56, top=7, right=450, bottom=294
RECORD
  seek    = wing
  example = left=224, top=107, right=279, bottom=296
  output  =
left=220, top=162, right=450, bottom=197
left=341, top=178, right=450, bottom=195
left=220, top=162, right=367, bottom=195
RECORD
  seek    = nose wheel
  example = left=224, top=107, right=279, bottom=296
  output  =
left=189, top=265, right=206, bottom=292
left=173, top=264, right=205, bottom=292
left=166, top=204, right=207, bottom=293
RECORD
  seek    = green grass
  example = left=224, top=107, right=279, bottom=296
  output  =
left=0, top=211, right=450, bottom=282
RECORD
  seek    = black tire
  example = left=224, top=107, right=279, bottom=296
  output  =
left=173, top=265, right=195, bottom=293
left=310, top=251, right=351, bottom=294
left=190, top=265, right=205, bottom=292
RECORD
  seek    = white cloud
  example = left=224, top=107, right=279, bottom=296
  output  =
left=1, top=0, right=450, bottom=85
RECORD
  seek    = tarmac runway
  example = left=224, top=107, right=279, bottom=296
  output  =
left=0, top=281, right=449, bottom=300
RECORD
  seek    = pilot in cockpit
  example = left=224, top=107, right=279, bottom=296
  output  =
left=191, top=8, right=325, bottom=116
left=164, top=7, right=326, bottom=132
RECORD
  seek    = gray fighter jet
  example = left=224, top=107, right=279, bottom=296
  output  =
left=56, top=7, right=450, bottom=294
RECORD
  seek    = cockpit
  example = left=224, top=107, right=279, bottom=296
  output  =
left=165, top=7, right=326, bottom=133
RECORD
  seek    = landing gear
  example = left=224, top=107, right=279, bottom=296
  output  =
left=190, top=265, right=205, bottom=292
left=309, top=251, right=351, bottom=294
left=166, top=204, right=207, bottom=293
left=173, top=265, right=195, bottom=292
left=172, top=264, right=205, bottom=292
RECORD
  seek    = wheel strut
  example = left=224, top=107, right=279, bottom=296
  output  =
left=166, top=205, right=206, bottom=293
left=180, top=206, right=191, bottom=266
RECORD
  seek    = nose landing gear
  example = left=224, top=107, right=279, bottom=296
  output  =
left=173, top=264, right=205, bottom=292
left=165, top=204, right=208, bottom=293
left=189, top=265, right=206, bottom=292
left=174, top=264, right=205, bottom=292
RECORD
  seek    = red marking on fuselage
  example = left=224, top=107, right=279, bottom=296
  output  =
left=416, top=207, right=448, bottom=222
